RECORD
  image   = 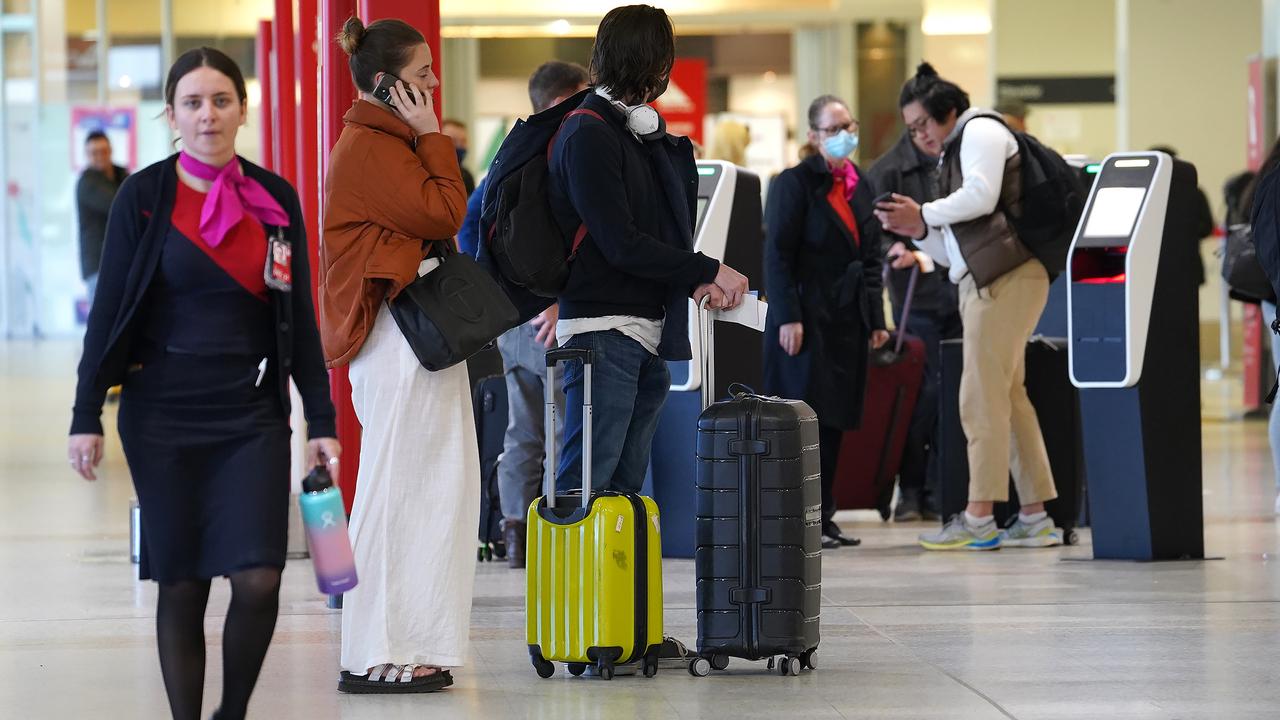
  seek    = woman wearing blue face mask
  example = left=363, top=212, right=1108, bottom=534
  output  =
left=763, top=93, right=891, bottom=549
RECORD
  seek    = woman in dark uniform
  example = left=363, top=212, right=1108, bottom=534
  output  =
left=67, top=48, right=338, bottom=720
left=763, top=94, right=890, bottom=549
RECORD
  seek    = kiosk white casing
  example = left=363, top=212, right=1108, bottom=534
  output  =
left=1066, top=152, right=1171, bottom=388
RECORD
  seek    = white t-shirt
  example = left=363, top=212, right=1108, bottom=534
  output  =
left=914, top=112, right=1020, bottom=284
left=556, top=316, right=664, bottom=357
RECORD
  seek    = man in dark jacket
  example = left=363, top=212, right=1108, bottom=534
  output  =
left=76, top=131, right=128, bottom=304
left=459, top=60, right=589, bottom=569
left=548, top=4, right=748, bottom=497
left=869, top=129, right=962, bottom=521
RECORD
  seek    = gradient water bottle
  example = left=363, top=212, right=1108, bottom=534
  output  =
left=299, top=467, right=358, bottom=594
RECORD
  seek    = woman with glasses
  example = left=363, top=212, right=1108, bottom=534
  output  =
left=762, top=93, right=891, bottom=549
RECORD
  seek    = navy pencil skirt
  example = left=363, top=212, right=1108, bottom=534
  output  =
left=117, top=350, right=291, bottom=582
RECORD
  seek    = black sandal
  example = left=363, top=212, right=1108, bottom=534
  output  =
left=338, top=664, right=453, bottom=694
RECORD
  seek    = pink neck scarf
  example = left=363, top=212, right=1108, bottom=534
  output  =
left=178, top=152, right=289, bottom=247
left=830, top=159, right=859, bottom=202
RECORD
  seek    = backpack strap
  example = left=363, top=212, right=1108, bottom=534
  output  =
left=548, top=108, right=605, bottom=258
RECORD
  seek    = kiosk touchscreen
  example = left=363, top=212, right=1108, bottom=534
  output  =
left=644, top=160, right=765, bottom=558
left=1067, top=151, right=1203, bottom=561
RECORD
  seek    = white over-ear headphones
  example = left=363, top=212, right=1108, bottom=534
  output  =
left=597, top=87, right=667, bottom=142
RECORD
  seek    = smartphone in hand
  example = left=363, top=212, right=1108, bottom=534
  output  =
left=372, top=73, right=416, bottom=107
left=874, top=191, right=896, bottom=207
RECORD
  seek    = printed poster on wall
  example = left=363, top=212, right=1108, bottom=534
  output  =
left=655, top=58, right=707, bottom=146
left=70, top=107, right=138, bottom=173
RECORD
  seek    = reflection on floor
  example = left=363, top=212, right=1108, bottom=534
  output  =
left=2, top=340, right=1278, bottom=719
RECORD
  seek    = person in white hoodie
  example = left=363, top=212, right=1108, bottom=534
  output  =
left=875, top=63, right=1062, bottom=551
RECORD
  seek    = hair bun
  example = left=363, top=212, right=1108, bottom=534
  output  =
left=916, top=62, right=939, bottom=78
left=338, top=16, right=366, bottom=56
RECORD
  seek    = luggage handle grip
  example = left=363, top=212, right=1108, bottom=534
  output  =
left=544, top=348, right=593, bottom=510
left=546, top=347, right=592, bottom=367
left=728, top=439, right=768, bottom=456
left=729, top=587, right=771, bottom=605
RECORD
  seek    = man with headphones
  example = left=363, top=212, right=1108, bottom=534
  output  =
left=547, top=4, right=749, bottom=500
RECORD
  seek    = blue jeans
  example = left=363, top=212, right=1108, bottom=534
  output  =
left=555, top=330, right=671, bottom=496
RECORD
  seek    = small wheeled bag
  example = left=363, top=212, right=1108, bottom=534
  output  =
left=525, top=348, right=664, bottom=680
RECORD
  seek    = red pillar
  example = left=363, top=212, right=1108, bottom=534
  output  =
left=256, top=21, right=275, bottom=172
left=295, top=0, right=321, bottom=305
left=321, top=0, right=361, bottom=513
left=273, top=0, right=299, bottom=187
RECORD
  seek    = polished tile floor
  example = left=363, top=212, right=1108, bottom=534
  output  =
left=3, top=340, right=1279, bottom=719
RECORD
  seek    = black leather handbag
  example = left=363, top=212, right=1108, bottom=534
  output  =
left=388, top=244, right=520, bottom=372
left=1222, top=224, right=1274, bottom=304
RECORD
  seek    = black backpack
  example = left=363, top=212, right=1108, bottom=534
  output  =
left=478, top=90, right=598, bottom=301
left=961, top=113, right=1087, bottom=278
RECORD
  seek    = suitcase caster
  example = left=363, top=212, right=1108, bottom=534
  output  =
left=567, top=663, right=587, bottom=677
left=766, top=656, right=775, bottom=671
left=710, top=654, right=729, bottom=671
left=1065, top=529, right=1079, bottom=546
left=801, top=649, right=816, bottom=671
left=778, top=656, right=801, bottom=676
left=688, top=657, right=711, bottom=677
left=596, top=660, right=615, bottom=681
left=532, top=656, right=555, bottom=679
left=642, top=656, right=658, bottom=678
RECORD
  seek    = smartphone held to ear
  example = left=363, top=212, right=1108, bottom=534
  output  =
left=373, top=73, right=416, bottom=107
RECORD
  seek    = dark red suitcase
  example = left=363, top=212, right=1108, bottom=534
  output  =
left=832, top=266, right=924, bottom=519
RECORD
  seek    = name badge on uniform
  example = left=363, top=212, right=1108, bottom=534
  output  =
left=265, top=227, right=292, bottom=292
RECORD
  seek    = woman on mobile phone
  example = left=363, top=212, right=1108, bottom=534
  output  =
left=68, top=47, right=338, bottom=720
left=762, top=93, right=890, bottom=549
left=320, top=17, right=472, bottom=694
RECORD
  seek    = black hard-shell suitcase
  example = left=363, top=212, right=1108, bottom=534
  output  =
left=473, top=373, right=508, bottom=561
left=937, top=337, right=1084, bottom=543
left=690, top=300, right=821, bottom=677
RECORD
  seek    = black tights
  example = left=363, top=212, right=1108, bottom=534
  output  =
left=156, top=567, right=282, bottom=720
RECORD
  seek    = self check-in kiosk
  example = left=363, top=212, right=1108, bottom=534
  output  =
left=643, top=160, right=765, bottom=558
left=1067, top=151, right=1204, bottom=561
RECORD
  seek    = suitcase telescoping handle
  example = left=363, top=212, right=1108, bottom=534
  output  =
left=544, top=348, right=593, bottom=510
left=698, top=295, right=717, bottom=411
left=884, top=263, right=921, bottom=355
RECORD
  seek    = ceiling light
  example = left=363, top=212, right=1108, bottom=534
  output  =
left=117, top=74, right=133, bottom=89
left=549, top=19, right=571, bottom=35
left=921, top=12, right=992, bottom=35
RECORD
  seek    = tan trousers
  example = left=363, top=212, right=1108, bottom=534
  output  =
left=958, top=259, right=1058, bottom=505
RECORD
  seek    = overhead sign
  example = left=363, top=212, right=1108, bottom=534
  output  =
left=996, top=76, right=1115, bottom=105
left=655, top=58, right=707, bottom=146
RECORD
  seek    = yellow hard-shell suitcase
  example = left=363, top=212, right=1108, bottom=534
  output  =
left=526, top=348, right=664, bottom=680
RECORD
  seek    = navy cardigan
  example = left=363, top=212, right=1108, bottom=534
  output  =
left=70, top=155, right=336, bottom=439
left=547, top=92, right=720, bottom=361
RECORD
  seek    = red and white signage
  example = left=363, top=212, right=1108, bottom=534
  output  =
left=655, top=58, right=707, bottom=146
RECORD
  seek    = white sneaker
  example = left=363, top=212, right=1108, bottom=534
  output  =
left=1000, top=515, right=1063, bottom=548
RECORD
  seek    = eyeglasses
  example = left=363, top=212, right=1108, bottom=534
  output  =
left=812, top=120, right=858, bottom=136
left=906, top=115, right=934, bottom=138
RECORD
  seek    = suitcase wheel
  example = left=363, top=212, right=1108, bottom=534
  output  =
left=688, top=657, right=711, bottom=677
left=642, top=656, right=658, bottom=678
left=779, top=656, right=801, bottom=677
left=765, top=656, right=775, bottom=671
left=596, top=660, right=615, bottom=681
left=532, top=656, right=556, bottom=679
left=567, top=663, right=587, bottom=677
left=710, top=654, right=729, bottom=671
left=1065, top=528, right=1079, bottom=546
left=801, top=649, right=816, bottom=671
